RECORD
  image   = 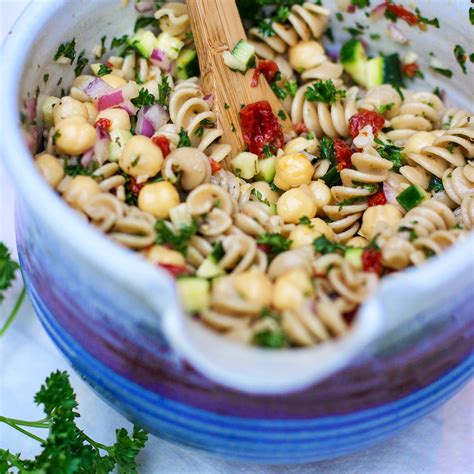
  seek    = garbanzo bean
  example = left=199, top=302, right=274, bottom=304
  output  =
left=289, top=40, right=325, bottom=71
left=272, top=268, right=313, bottom=311
left=119, top=135, right=163, bottom=180
left=54, top=117, right=96, bottom=156
left=138, top=181, right=180, bottom=218
left=308, top=180, right=332, bottom=210
left=35, top=153, right=64, bottom=188
left=63, top=176, right=100, bottom=210
left=96, top=108, right=131, bottom=131
left=250, top=181, right=280, bottom=204
left=283, top=137, right=317, bottom=155
left=277, top=187, right=317, bottom=223
left=274, top=153, right=314, bottom=191
left=289, top=218, right=335, bottom=248
left=53, top=96, right=88, bottom=125
left=360, top=204, right=403, bottom=240
left=232, top=271, right=273, bottom=310
left=101, top=74, right=127, bottom=89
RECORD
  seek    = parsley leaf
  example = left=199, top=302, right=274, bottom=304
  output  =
left=134, top=16, right=158, bottom=32
left=415, top=8, right=439, bottom=28
left=0, top=243, right=19, bottom=304
left=251, top=188, right=271, bottom=206
left=111, top=35, right=129, bottom=49
left=178, top=128, right=191, bottom=147
left=131, top=88, right=156, bottom=108
left=470, top=7, right=474, bottom=25
left=253, top=329, right=288, bottom=348
left=97, top=64, right=112, bottom=76
left=299, top=216, right=313, bottom=227
left=74, top=49, right=88, bottom=76
left=284, top=80, right=298, bottom=97
left=155, top=219, right=198, bottom=255
left=210, top=241, right=225, bottom=262
left=158, top=75, right=171, bottom=108
left=304, top=80, right=346, bottom=104
left=319, top=136, right=335, bottom=164
left=374, top=138, right=406, bottom=172
left=351, top=0, right=370, bottom=8
left=430, top=66, right=453, bottom=78
left=313, top=235, right=346, bottom=255
left=259, top=19, right=275, bottom=37
left=453, top=45, right=467, bottom=74
left=257, top=233, right=291, bottom=257
left=375, top=102, right=394, bottom=115
left=54, top=39, right=76, bottom=62
left=428, top=175, right=444, bottom=193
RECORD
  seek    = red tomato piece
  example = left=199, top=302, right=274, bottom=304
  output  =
left=294, top=121, right=308, bottom=134
left=348, top=110, right=385, bottom=138
left=240, top=101, right=284, bottom=157
left=334, top=139, right=353, bottom=171
left=208, top=157, right=222, bottom=174
left=152, top=135, right=171, bottom=157
left=251, top=60, right=280, bottom=88
left=368, top=190, right=387, bottom=207
left=402, top=62, right=421, bottom=78
left=346, top=4, right=356, bottom=13
left=95, top=118, right=112, bottom=131
left=128, top=176, right=145, bottom=197
left=159, top=263, right=188, bottom=278
left=362, top=248, right=383, bottom=275
left=385, top=2, right=419, bottom=25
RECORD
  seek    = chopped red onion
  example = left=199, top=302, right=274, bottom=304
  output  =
left=387, top=23, right=409, bottom=44
left=144, top=104, right=169, bottom=129
left=25, top=98, right=37, bottom=121
left=23, top=125, right=40, bottom=153
left=370, top=2, right=387, bottom=19
left=150, top=49, right=172, bottom=72
left=120, top=100, right=138, bottom=115
left=383, top=181, right=399, bottom=207
left=135, top=0, right=154, bottom=13
left=136, top=107, right=155, bottom=137
left=84, top=77, right=114, bottom=100
left=203, top=94, right=214, bottom=108
left=81, top=148, right=95, bottom=167
left=97, top=90, right=124, bottom=112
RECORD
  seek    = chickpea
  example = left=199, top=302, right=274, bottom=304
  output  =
left=96, top=108, right=131, bottom=131
left=63, top=176, right=100, bottom=210
left=35, top=153, right=64, bottom=188
left=54, top=117, right=97, bottom=156
left=138, top=181, right=180, bottom=218
left=277, top=187, right=317, bottom=224
left=289, top=40, right=325, bottom=71
left=308, top=180, right=332, bottom=210
left=250, top=181, right=280, bottom=204
left=289, top=218, right=335, bottom=248
left=360, top=204, right=403, bottom=240
left=347, top=236, right=368, bottom=247
left=404, top=131, right=437, bottom=154
left=232, top=271, right=273, bottom=310
left=101, top=74, right=127, bottom=89
left=146, top=245, right=186, bottom=267
left=284, top=137, right=317, bottom=155
left=272, top=268, right=313, bottom=311
left=53, top=96, right=88, bottom=125
left=84, top=102, right=98, bottom=124
left=119, top=135, right=163, bottom=180
left=274, top=153, right=314, bottom=191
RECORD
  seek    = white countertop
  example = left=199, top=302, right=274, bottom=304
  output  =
left=1, top=2, right=473, bottom=472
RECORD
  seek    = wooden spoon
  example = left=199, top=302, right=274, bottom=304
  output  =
left=187, top=0, right=293, bottom=159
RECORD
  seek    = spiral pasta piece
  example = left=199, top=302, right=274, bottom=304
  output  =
left=154, top=2, right=190, bottom=37
left=357, top=85, right=402, bottom=119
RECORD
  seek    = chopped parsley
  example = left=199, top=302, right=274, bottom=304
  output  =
left=398, top=226, right=418, bottom=242
left=433, top=87, right=442, bottom=98
left=278, top=109, right=287, bottom=121
left=0, top=243, right=20, bottom=305
left=74, top=49, right=88, bottom=76
left=428, top=175, right=444, bottom=193
left=257, top=233, right=291, bottom=257
left=414, top=8, right=439, bottom=28
left=299, top=216, right=313, bottom=227
left=305, top=80, right=346, bottom=104
left=453, top=45, right=467, bottom=74
left=158, top=75, right=171, bottom=108
left=97, top=64, right=112, bottom=76
left=319, top=136, right=335, bottom=164
left=134, top=16, right=158, bottom=32
left=52, top=129, right=61, bottom=146
left=224, top=103, right=230, bottom=110
left=262, top=144, right=274, bottom=158
left=258, top=19, right=275, bottom=37
left=43, top=74, right=49, bottom=83
left=430, top=66, right=453, bottom=78
left=209, top=241, right=225, bottom=262
left=54, top=38, right=76, bottom=62
left=470, top=7, right=474, bottom=25
left=285, top=80, right=298, bottom=97
left=155, top=219, right=198, bottom=255
left=313, top=235, right=346, bottom=255
left=131, top=88, right=156, bottom=108
left=275, top=6, right=291, bottom=23
left=253, top=329, right=288, bottom=349
left=375, top=102, right=394, bottom=115
left=111, top=35, right=129, bottom=49
left=335, top=12, right=344, bottom=22
left=251, top=188, right=271, bottom=206
left=63, top=158, right=98, bottom=178
left=370, top=33, right=381, bottom=40
left=351, top=0, right=370, bottom=8
left=178, top=128, right=191, bottom=147
left=374, top=138, right=406, bottom=172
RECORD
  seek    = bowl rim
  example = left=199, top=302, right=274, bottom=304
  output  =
left=1, top=0, right=473, bottom=394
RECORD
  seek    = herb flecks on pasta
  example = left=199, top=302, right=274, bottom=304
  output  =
left=29, top=1, right=473, bottom=349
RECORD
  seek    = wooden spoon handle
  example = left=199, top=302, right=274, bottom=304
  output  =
left=187, top=0, right=293, bottom=159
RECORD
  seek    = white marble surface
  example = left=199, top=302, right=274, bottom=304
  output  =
left=1, top=2, right=473, bottom=473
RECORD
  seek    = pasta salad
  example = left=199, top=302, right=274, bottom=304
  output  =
left=28, top=0, right=473, bottom=349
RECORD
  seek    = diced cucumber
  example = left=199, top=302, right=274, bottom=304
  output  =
left=396, top=185, right=427, bottom=211
left=176, top=277, right=210, bottom=314
left=232, top=152, right=259, bottom=180
left=366, top=53, right=403, bottom=89
left=196, top=257, right=225, bottom=279
left=42, top=96, right=60, bottom=129
left=345, top=247, right=363, bottom=269
left=340, top=39, right=368, bottom=86
left=109, top=129, right=132, bottom=161
left=231, top=39, right=256, bottom=69
left=128, top=29, right=157, bottom=59
left=257, top=156, right=277, bottom=183
left=155, top=32, right=184, bottom=60
left=176, top=49, right=200, bottom=80
left=222, top=51, right=247, bottom=72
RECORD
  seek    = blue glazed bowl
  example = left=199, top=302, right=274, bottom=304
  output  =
left=2, top=0, right=473, bottom=464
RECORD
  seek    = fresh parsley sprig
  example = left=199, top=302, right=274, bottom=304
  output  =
left=155, top=219, right=198, bottom=255
left=0, top=371, right=148, bottom=473
left=304, top=80, right=346, bottom=104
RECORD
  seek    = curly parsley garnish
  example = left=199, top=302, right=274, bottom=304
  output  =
left=453, top=45, right=467, bottom=74
left=257, top=233, right=291, bottom=257
left=374, top=138, right=406, bottom=172
left=131, top=88, right=156, bottom=108
left=155, top=219, right=198, bottom=255
left=158, top=75, right=171, bottom=108
left=54, top=39, right=77, bottom=62
left=304, top=80, right=346, bottom=104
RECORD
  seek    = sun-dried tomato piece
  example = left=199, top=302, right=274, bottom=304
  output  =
left=251, top=60, right=280, bottom=87
left=334, top=139, right=353, bottom=171
left=362, top=248, right=383, bottom=275
left=348, top=110, right=385, bottom=138
left=152, top=135, right=171, bottom=157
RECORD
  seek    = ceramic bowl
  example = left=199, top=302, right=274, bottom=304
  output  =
left=1, top=0, right=473, bottom=463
